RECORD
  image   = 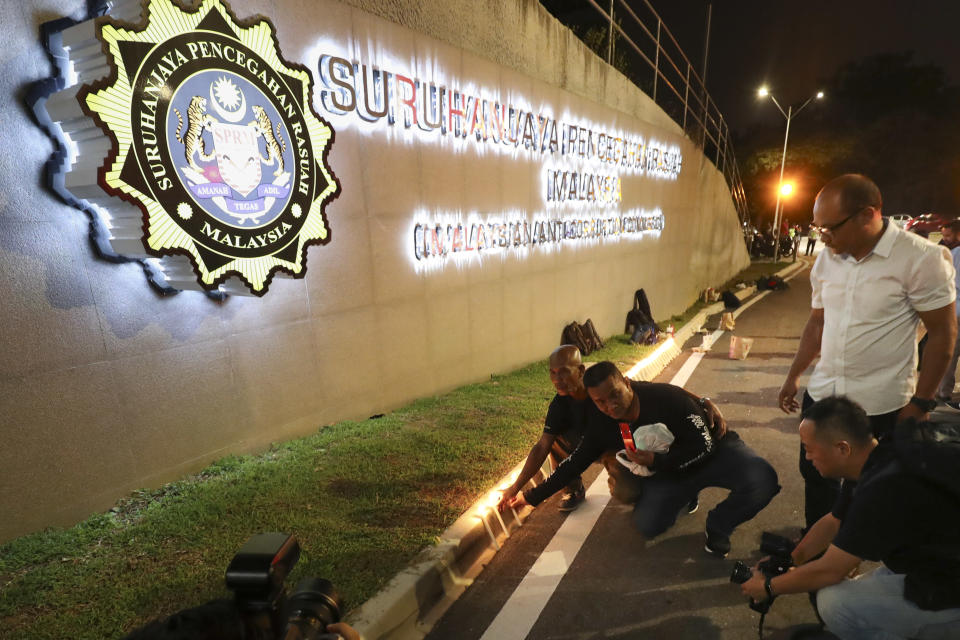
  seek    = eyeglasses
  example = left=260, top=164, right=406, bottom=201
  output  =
left=814, top=207, right=866, bottom=235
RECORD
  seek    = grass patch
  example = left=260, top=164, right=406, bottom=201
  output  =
left=0, top=260, right=789, bottom=639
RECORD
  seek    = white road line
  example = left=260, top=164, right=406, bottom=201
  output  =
left=478, top=262, right=810, bottom=640
left=477, top=470, right=612, bottom=640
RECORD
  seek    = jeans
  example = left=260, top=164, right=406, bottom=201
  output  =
left=817, top=566, right=960, bottom=640
left=799, top=391, right=901, bottom=529
left=625, top=433, right=780, bottom=539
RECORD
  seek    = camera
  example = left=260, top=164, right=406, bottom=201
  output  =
left=729, top=531, right=795, bottom=614
left=226, top=532, right=344, bottom=640
left=124, top=533, right=345, bottom=640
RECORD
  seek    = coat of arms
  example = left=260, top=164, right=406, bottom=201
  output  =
left=74, top=0, right=339, bottom=295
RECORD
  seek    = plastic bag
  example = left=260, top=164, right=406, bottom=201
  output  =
left=720, top=312, right=736, bottom=331
left=615, top=422, right=675, bottom=476
left=729, top=335, right=754, bottom=360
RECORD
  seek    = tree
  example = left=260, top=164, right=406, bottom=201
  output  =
left=738, top=52, right=960, bottom=223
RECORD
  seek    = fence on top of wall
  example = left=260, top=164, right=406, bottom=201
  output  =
left=545, top=0, right=750, bottom=228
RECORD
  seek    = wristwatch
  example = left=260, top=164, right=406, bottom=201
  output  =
left=909, top=395, right=937, bottom=413
left=698, top=396, right=711, bottom=408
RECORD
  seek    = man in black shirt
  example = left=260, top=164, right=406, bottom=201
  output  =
left=510, top=361, right=780, bottom=558
left=738, top=396, right=960, bottom=639
left=497, top=345, right=591, bottom=512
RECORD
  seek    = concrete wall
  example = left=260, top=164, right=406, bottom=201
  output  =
left=0, top=0, right=748, bottom=542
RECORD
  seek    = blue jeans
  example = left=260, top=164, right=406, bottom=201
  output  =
left=630, top=433, right=780, bottom=538
left=817, top=566, right=960, bottom=640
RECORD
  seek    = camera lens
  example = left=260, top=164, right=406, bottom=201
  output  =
left=729, top=560, right=753, bottom=584
left=281, top=578, right=344, bottom=639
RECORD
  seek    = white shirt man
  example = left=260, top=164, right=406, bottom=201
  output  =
left=807, top=218, right=955, bottom=413
left=778, top=174, right=957, bottom=529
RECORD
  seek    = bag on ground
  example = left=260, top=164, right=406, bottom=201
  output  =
left=728, top=335, right=754, bottom=359
left=722, top=290, right=742, bottom=309
left=625, top=289, right=659, bottom=334
left=757, top=274, right=788, bottom=291
left=720, top=312, right=736, bottom=331
left=582, top=318, right=605, bottom=352
left=561, top=322, right=591, bottom=355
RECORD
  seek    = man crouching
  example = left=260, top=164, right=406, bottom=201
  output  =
left=508, top=361, right=780, bottom=557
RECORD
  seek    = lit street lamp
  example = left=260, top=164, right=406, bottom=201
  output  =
left=758, top=86, right=824, bottom=261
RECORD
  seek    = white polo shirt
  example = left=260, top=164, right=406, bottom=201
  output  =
left=807, top=221, right=956, bottom=414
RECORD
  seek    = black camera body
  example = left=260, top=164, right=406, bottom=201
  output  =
left=226, top=533, right=344, bottom=640
left=729, top=531, right=795, bottom=614
left=123, top=533, right=345, bottom=640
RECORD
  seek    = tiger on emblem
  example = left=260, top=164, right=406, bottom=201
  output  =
left=250, top=104, right=286, bottom=177
left=173, top=96, right=216, bottom=172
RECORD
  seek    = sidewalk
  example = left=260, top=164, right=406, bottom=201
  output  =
left=349, top=259, right=811, bottom=640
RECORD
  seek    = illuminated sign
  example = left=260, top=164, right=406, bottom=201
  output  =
left=545, top=169, right=622, bottom=205
left=43, top=0, right=339, bottom=295
left=412, top=209, right=665, bottom=265
left=313, top=45, right=680, bottom=269
left=314, top=48, right=683, bottom=196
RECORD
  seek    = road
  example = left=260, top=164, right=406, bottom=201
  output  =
left=425, top=258, right=827, bottom=640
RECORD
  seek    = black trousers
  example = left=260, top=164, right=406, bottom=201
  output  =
left=798, top=391, right=901, bottom=529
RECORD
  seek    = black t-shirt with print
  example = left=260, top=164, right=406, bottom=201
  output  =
left=525, top=381, right=721, bottom=506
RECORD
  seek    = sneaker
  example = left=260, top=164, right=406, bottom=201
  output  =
left=558, top=486, right=586, bottom=512
left=704, top=528, right=731, bottom=558
left=946, top=401, right=960, bottom=411
left=686, top=495, right=699, bottom=515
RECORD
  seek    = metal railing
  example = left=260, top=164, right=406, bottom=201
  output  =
left=557, top=0, right=750, bottom=225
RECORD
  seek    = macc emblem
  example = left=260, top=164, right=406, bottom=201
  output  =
left=80, top=0, right=339, bottom=295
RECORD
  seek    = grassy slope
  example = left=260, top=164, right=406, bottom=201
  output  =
left=0, top=260, right=792, bottom=639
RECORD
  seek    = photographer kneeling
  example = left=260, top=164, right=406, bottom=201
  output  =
left=738, top=397, right=960, bottom=640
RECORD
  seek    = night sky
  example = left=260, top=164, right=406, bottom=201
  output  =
left=642, top=0, right=960, bottom=133
left=544, top=0, right=960, bottom=134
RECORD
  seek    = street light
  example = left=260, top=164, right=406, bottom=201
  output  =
left=758, top=86, right=824, bottom=260
left=780, top=181, right=794, bottom=197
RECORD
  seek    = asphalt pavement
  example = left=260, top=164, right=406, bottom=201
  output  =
left=425, top=257, right=828, bottom=640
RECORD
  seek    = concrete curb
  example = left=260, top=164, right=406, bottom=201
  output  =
left=348, top=259, right=809, bottom=640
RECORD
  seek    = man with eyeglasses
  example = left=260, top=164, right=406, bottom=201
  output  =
left=777, top=174, right=956, bottom=530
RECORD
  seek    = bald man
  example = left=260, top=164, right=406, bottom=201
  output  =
left=778, top=174, right=957, bottom=529
left=507, top=361, right=766, bottom=557
left=498, top=345, right=590, bottom=512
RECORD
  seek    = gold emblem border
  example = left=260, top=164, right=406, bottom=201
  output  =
left=82, top=0, right=339, bottom=295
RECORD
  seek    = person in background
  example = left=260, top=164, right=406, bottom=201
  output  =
left=938, top=220, right=960, bottom=249
left=936, top=219, right=960, bottom=406
left=805, top=226, right=819, bottom=256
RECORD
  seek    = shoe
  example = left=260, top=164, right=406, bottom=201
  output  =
left=936, top=395, right=951, bottom=404
left=558, top=486, right=586, bottom=512
left=686, top=495, right=699, bottom=515
left=704, top=528, right=731, bottom=558
left=946, top=401, right=960, bottom=411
